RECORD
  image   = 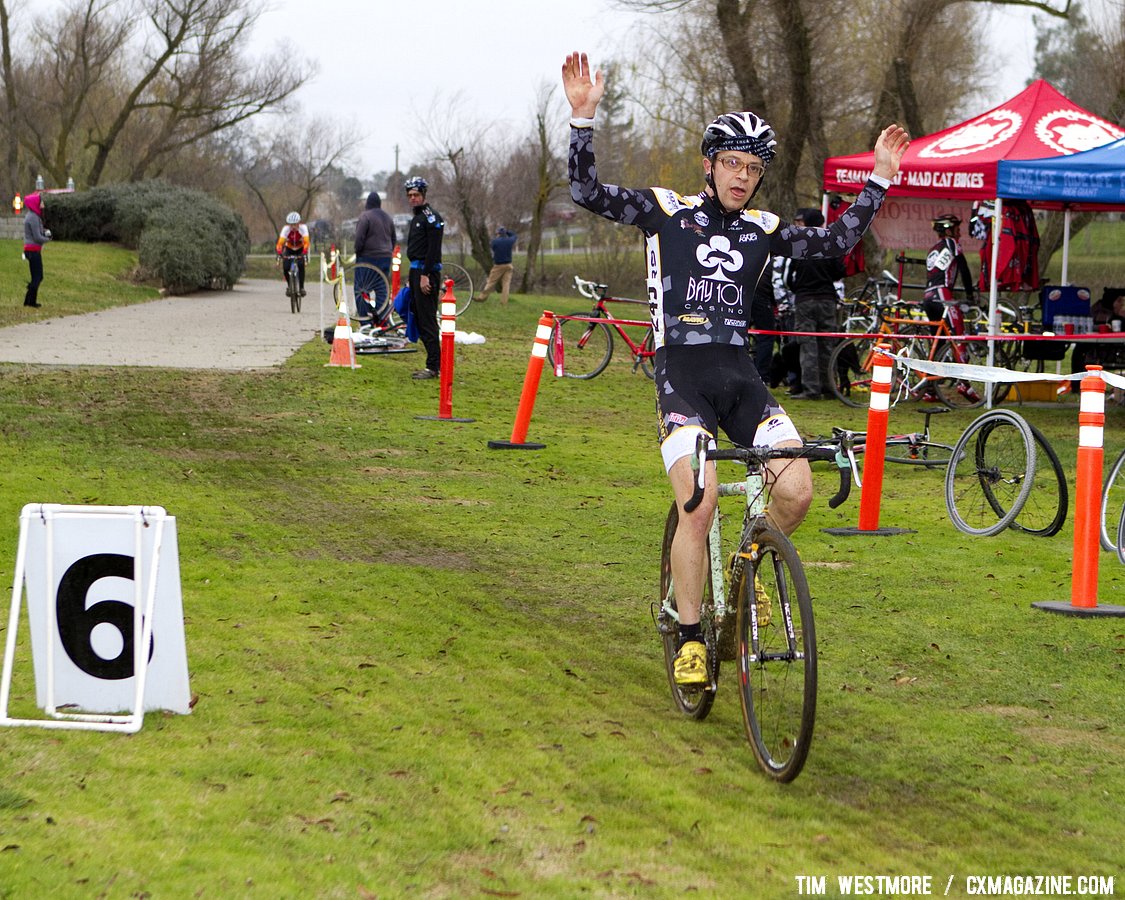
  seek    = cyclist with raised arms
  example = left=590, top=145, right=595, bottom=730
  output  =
left=562, top=51, right=909, bottom=686
left=276, top=211, right=310, bottom=297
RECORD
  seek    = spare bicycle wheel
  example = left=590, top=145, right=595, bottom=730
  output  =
left=944, top=410, right=1036, bottom=536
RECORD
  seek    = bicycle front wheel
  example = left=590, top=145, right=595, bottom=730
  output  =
left=1100, top=448, right=1125, bottom=552
left=546, top=314, right=613, bottom=379
left=827, top=337, right=873, bottom=408
left=659, top=503, right=716, bottom=720
left=288, top=267, right=302, bottom=314
left=1010, top=423, right=1068, bottom=538
left=944, top=410, right=1036, bottom=536
left=736, top=526, right=816, bottom=782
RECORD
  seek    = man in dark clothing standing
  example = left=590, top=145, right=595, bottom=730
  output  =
left=787, top=208, right=845, bottom=400
left=353, top=191, right=396, bottom=324
left=404, top=176, right=444, bottom=380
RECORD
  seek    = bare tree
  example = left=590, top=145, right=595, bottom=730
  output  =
left=240, top=116, right=359, bottom=238
left=4, top=0, right=309, bottom=189
left=517, top=84, right=567, bottom=293
left=0, top=0, right=18, bottom=199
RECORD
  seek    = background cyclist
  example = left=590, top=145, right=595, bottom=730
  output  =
left=562, top=51, right=908, bottom=686
left=276, top=211, right=310, bottom=297
left=922, top=214, right=979, bottom=402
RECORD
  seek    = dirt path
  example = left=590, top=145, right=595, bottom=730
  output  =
left=0, top=278, right=334, bottom=369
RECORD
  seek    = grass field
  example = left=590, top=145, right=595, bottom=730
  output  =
left=0, top=246, right=1122, bottom=897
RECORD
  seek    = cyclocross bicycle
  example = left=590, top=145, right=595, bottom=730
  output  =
left=546, top=276, right=655, bottom=380
left=654, top=433, right=850, bottom=782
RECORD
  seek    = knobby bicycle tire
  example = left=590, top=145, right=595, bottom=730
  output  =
left=546, top=314, right=613, bottom=379
left=736, top=526, right=816, bottom=782
left=944, top=410, right=1036, bottom=537
left=1010, top=423, right=1068, bottom=538
left=1100, top=447, right=1125, bottom=553
left=658, top=502, right=716, bottom=720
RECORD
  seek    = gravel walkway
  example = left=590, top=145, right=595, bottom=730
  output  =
left=0, top=278, right=332, bottom=369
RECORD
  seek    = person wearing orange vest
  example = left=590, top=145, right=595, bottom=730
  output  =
left=23, top=192, right=52, bottom=308
left=276, top=211, right=310, bottom=296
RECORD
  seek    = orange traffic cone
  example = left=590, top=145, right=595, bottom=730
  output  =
left=325, top=299, right=359, bottom=369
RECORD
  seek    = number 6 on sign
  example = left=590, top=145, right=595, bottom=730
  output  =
left=0, top=504, right=191, bottom=733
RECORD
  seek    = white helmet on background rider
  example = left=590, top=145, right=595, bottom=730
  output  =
left=286, top=211, right=301, bottom=225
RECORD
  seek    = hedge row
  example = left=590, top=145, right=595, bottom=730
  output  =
left=45, top=181, right=250, bottom=294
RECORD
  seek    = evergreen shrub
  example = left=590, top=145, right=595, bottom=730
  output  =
left=46, top=181, right=250, bottom=293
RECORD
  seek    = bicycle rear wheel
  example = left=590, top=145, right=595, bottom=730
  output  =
left=827, top=337, right=873, bottom=408
left=546, top=314, right=613, bottom=379
left=944, top=410, right=1036, bottom=536
left=658, top=503, right=716, bottom=720
left=1010, top=423, right=1068, bottom=538
left=638, top=330, right=656, bottom=380
left=1100, top=448, right=1125, bottom=552
left=736, top=526, right=815, bottom=782
left=441, top=263, right=474, bottom=316
left=348, top=261, right=392, bottom=323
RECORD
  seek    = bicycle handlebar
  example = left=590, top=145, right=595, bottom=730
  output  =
left=683, top=432, right=851, bottom=514
left=574, top=275, right=608, bottom=300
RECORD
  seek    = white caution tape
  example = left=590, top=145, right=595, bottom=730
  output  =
left=878, top=348, right=1125, bottom=391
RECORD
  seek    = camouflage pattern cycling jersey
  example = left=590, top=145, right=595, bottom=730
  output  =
left=568, top=125, right=888, bottom=349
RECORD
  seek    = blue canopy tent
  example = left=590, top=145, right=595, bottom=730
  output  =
left=997, top=136, right=1125, bottom=206
left=997, top=136, right=1125, bottom=286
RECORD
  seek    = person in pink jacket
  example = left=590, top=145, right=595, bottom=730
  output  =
left=22, top=192, right=52, bottom=308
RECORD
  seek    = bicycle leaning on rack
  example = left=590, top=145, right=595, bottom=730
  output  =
left=546, top=276, right=655, bottom=380
left=653, top=433, right=851, bottom=782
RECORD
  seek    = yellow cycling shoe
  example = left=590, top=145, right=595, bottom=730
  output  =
left=673, top=640, right=707, bottom=685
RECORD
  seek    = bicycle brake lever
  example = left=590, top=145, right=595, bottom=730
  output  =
left=683, top=432, right=709, bottom=514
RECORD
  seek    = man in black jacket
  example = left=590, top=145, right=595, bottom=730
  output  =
left=404, top=176, right=444, bottom=380
left=786, top=208, right=845, bottom=400
left=353, top=191, right=396, bottom=324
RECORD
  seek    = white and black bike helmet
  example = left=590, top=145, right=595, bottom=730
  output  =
left=285, top=211, right=301, bottom=225
left=701, top=111, right=777, bottom=164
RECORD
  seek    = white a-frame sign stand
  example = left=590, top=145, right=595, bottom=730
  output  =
left=0, top=504, right=191, bottom=733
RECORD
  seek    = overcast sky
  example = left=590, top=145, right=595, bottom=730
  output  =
left=251, top=0, right=1048, bottom=180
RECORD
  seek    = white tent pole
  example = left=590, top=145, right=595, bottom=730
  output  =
left=985, top=196, right=1003, bottom=409
left=1061, top=207, right=1072, bottom=285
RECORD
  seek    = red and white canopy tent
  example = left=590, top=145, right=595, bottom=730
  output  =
left=822, top=79, right=1124, bottom=366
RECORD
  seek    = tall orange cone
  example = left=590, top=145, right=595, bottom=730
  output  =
left=325, top=296, right=359, bottom=369
left=1035, top=366, right=1125, bottom=617
left=823, top=344, right=914, bottom=536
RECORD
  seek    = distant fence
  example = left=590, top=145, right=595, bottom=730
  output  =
left=1, top=217, right=21, bottom=240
